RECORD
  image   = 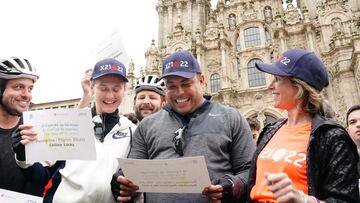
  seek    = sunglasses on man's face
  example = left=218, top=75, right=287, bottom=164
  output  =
left=172, top=126, right=187, bottom=156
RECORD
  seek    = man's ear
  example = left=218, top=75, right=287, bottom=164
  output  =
left=198, top=74, right=205, bottom=87
left=160, top=97, right=166, bottom=107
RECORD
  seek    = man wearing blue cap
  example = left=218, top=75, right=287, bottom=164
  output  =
left=12, top=58, right=137, bottom=203
left=111, top=51, right=255, bottom=202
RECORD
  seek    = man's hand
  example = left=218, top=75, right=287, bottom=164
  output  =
left=202, top=185, right=223, bottom=203
left=111, top=171, right=139, bottom=202
left=81, top=69, right=92, bottom=97
left=202, top=177, right=233, bottom=203
left=12, top=124, right=37, bottom=161
left=78, top=69, right=93, bottom=109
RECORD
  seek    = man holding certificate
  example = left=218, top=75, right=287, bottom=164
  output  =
left=12, top=58, right=137, bottom=203
left=111, top=51, right=256, bottom=202
left=0, top=57, right=43, bottom=197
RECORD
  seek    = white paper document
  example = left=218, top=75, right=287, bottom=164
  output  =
left=0, top=188, right=43, bottom=203
left=23, top=108, right=96, bottom=163
left=119, top=156, right=211, bottom=193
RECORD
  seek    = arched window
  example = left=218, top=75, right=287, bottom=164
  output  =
left=236, top=34, right=241, bottom=51
left=265, top=28, right=272, bottom=46
left=244, top=27, right=261, bottom=48
left=237, top=58, right=241, bottom=77
left=210, top=73, right=221, bottom=92
left=248, top=58, right=266, bottom=87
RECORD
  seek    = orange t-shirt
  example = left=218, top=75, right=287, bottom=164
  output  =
left=250, top=122, right=311, bottom=202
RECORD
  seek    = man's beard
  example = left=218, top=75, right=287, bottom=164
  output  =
left=135, top=104, right=158, bottom=121
left=1, top=98, right=24, bottom=116
left=134, top=109, right=144, bottom=121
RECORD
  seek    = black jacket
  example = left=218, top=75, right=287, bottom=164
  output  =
left=248, top=113, right=359, bottom=203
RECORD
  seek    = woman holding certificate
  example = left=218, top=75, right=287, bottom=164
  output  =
left=11, top=58, right=137, bottom=203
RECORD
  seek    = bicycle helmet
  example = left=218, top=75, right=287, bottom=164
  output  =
left=135, top=75, right=165, bottom=96
left=0, top=57, right=39, bottom=82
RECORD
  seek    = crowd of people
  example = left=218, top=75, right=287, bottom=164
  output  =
left=0, top=48, right=359, bottom=203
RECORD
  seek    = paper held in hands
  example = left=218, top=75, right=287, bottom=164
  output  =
left=118, top=156, right=211, bottom=193
left=23, top=108, right=96, bottom=163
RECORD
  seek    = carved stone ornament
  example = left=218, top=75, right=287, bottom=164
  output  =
left=204, top=12, right=219, bottom=41
left=228, top=13, right=236, bottom=30
left=355, top=66, right=360, bottom=87
left=316, top=0, right=350, bottom=17
left=328, top=64, right=340, bottom=80
left=264, top=6, right=273, bottom=24
left=283, top=3, right=300, bottom=25
left=242, top=1, right=257, bottom=21
left=207, top=58, right=221, bottom=72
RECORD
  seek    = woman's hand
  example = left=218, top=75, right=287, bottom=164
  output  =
left=265, top=172, right=305, bottom=203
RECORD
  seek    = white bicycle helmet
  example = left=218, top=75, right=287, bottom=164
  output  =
left=0, top=57, right=39, bottom=82
left=135, top=75, right=165, bottom=96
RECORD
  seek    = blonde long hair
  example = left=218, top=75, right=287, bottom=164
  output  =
left=289, top=77, right=326, bottom=116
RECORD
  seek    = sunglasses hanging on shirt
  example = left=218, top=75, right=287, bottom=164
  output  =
left=92, top=115, right=105, bottom=142
left=172, top=126, right=187, bottom=156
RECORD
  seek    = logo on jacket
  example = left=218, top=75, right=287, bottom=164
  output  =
left=112, top=131, right=129, bottom=139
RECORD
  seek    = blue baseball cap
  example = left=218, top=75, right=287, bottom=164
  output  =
left=91, top=58, right=128, bottom=82
left=161, top=51, right=201, bottom=79
left=255, top=48, right=329, bottom=91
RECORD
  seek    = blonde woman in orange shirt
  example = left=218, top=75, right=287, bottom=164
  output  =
left=247, top=48, right=359, bottom=203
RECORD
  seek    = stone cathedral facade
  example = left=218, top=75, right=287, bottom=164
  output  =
left=121, top=0, right=360, bottom=126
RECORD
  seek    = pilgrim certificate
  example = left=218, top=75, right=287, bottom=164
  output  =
left=23, top=108, right=96, bottom=163
left=119, top=156, right=211, bottom=193
left=0, top=189, right=43, bottom=203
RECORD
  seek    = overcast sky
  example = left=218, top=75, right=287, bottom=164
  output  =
left=0, top=0, right=222, bottom=104
left=0, top=0, right=160, bottom=103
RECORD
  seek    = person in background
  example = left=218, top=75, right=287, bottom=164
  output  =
left=248, top=48, right=359, bottom=202
left=133, top=74, right=166, bottom=122
left=346, top=104, right=360, bottom=179
left=12, top=58, right=136, bottom=203
left=246, top=118, right=261, bottom=144
left=0, top=57, right=43, bottom=196
left=111, top=50, right=255, bottom=203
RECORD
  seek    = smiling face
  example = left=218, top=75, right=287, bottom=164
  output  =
left=134, top=90, right=165, bottom=120
left=1, top=78, right=34, bottom=116
left=164, top=75, right=205, bottom=115
left=347, top=109, right=360, bottom=148
left=267, top=75, right=299, bottom=110
left=91, top=74, right=126, bottom=114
